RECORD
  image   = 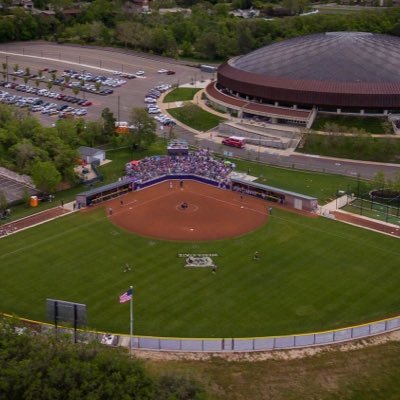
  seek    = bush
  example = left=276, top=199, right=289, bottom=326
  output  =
left=155, top=374, right=207, bottom=400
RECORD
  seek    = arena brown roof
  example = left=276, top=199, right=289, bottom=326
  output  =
left=217, top=32, right=400, bottom=109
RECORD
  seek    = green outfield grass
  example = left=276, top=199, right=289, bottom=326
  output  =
left=1, top=206, right=399, bottom=338
left=163, top=88, right=201, bottom=103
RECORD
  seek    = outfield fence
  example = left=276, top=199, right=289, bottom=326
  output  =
left=127, top=317, right=400, bottom=351
left=7, top=313, right=400, bottom=352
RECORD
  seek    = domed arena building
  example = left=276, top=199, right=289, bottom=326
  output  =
left=205, top=32, right=400, bottom=128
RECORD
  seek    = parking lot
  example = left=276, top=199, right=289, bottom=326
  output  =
left=0, top=42, right=205, bottom=125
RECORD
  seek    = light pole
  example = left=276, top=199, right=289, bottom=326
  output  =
left=117, top=95, right=120, bottom=122
left=130, top=285, right=133, bottom=356
left=5, top=55, right=9, bottom=81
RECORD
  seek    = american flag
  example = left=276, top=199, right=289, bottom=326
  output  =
left=119, top=288, right=133, bottom=304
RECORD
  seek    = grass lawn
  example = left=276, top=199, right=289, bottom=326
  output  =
left=168, top=104, right=225, bottom=131
left=298, top=133, right=400, bottom=163
left=1, top=206, right=399, bottom=338
left=230, top=159, right=365, bottom=204
left=145, top=341, right=400, bottom=400
left=163, top=88, right=201, bottom=103
left=312, top=115, right=390, bottom=134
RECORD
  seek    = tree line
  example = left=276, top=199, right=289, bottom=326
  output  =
left=2, top=3, right=400, bottom=60
left=0, top=318, right=206, bottom=400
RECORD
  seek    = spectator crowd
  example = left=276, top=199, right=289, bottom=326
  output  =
left=125, top=150, right=234, bottom=186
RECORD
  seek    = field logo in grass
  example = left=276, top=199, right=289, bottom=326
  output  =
left=179, top=253, right=218, bottom=270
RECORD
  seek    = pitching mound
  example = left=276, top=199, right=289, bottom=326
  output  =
left=104, top=180, right=268, bottom=241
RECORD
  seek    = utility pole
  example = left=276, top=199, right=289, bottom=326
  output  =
left=117, top=95, right=120, bottom=122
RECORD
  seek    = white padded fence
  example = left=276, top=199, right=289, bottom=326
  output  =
left=121, top=316, right=400, bottom=352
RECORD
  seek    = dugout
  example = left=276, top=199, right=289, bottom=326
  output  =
left=76, top=179, right=132, bottom=206
left=231, top=177, right=318, bottom=212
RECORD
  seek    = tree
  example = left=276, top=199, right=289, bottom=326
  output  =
left=10, top=139, right=39, bottom=171
left=101, top=107, right=116, bottom=139
left=373, top=171, right=386, bottom=190
left=392, top=172, right=400, bottom=192
left=31, top=160, right=61, bottom=193
left=155, top=374, right=207, bottom=400
left=1, top=63, right=7, bottom=78
left=115, top=21, right=135, bottom=48
left=129, top=107, right=156, bottom=150
left=25, top=67, right=30, bottom=77
left=0, top=319, right=155, bottom=400
left=0, top=190, right=7, bottom=214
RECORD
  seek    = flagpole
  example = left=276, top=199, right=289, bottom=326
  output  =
left=130, top=285, right=133, bottom=356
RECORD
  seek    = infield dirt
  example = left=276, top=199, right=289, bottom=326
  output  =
left=102, top=180, right=269, bottom=241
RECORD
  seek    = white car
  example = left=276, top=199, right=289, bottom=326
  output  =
left=157, top=69, right=168, bottom=74
left=135, top=70, right=145, bottom=76
left=144, top=97, right=157, bottom=103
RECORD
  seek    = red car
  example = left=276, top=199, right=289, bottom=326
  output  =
left=82, top=101, right=92, bottom=107
left=222, top=137, right=246, bottom=148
